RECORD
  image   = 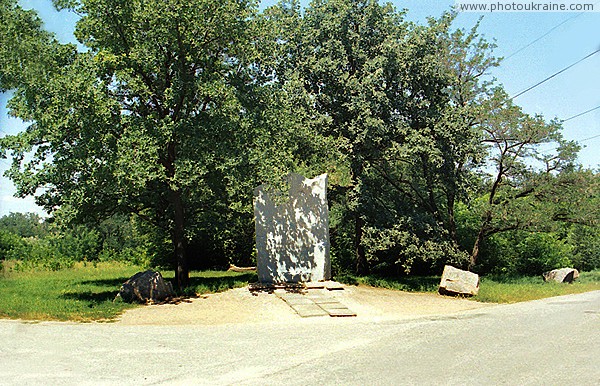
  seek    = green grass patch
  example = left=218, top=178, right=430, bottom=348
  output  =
left=336, top=274, right=440, bottom=292
left=0, top=263, right=258, bottom=322
left=338, top=270, right=600, bottom=304
left=0, top=262, right=141, bottom=322
left=168, top=270, right=258, bottom=298
left=475, top=270, right=600, bottom=303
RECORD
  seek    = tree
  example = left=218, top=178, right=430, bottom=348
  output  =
left=1, top=0, right=261, bottom=288
left=0, top=212, right=48, bottom=238
left=361, top=14, right=499, bottom=271
left=264, top=4, right=509, bottom=274
left=467, top=88, right=580, bottom=268
left=265, top=0, right=429, bottom=274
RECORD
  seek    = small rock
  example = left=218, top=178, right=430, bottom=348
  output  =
left=439, top=265, right=480, bottom=296
left=543, top=268, right=579, bottom=283
left=118, top=270, right=174, bottom=303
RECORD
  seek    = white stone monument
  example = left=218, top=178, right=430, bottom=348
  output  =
left=254, top=173, right=331, bottom=283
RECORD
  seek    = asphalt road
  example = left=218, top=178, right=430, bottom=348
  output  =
left=1, top=291, right=598, bottom=385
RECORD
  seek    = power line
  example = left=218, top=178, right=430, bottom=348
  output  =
left=511, top=47, right=600, bottom=100
left=538, top=133, right=600, bottom=153
left=576, top=133, right=600, bottom=143
left=563, top=105, right=600, bottom=122
left=503, top=12, right=585, bottom=62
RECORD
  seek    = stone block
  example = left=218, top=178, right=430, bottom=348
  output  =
left=438, top=265, right=479, bottom=296
left=543, top=268, right=579, bottom=283
left=254, top=173, right=331, bottom=283
left=118, top=270, right=174, bottom=303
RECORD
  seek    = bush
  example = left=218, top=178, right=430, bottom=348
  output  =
left=567, top=225, right=600, bottom=271
left=0, top=229, right=28, bottom=260
left=515, top=232, right=572, bottom=275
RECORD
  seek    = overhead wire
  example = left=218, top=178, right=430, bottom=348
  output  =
left=502, top=12, right=586, bottom=62
left=577, top=133, right=600, bottom=143
left=510, top=47, right=600, bottom=99
left=563, top=105, right=600, bottom=122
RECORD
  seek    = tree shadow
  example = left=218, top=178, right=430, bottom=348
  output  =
left=69, top=273, right=259, bottom=303
left=340, top=274, right=440, bottom=292
left=176, top=273, right=258, bottom=297
left=78, top=278, right=131, bottom=287
left=61, top=290, right=119, bottom=305
left=391, top=276, right=440, bottom=292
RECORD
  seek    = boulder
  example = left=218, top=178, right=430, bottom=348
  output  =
left=543, top=268, right=579, bottom=283
left=438, top=265, right=480, bottom=296
left=118, top=270, right=174, bottom=303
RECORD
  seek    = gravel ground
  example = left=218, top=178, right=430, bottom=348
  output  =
left=117, top=284, right=492, bottom=325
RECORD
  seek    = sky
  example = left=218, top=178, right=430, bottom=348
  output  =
left=1, top=0, right=599, bottom=216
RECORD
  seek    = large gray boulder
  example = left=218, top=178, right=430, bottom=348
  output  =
left=439, top=265, right=480, bottom=296
left=118, top=270, right=175, bottom=303
left=543, top=268, right=579, bottom=283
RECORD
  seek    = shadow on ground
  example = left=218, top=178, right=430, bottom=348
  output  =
left=338, top=274, right=440, bottom=292
left=61, top=290, right=119, bottom=305
left=79, top=278, right=130, bottom=287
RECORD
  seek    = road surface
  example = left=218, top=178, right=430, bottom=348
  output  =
left=1, top=291, right=598, bottom=385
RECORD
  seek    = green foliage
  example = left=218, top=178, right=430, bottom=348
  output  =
left=565, top=224, right=600, bottom=272
left=0, top=229, right=27, bottom=260
left=1, top=0, right=598, bottom=281
left=0, top=212, right=47, bottom=238
left=0, top=212, right=156, bottom=270
left=515, top=232, right=572, bottom=275
left=363, top=223, right=469, bottom=275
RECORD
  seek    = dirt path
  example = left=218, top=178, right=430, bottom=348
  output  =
left=117, top=284, right=492, bottom=325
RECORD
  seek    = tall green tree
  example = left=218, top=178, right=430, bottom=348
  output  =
left=264, top=3, right=505, bottom=274
left=0, top=0, right=262, bottom=288
left=467, top=88, right=580, bottom=268
left=265, top=0, right=422, bottom=274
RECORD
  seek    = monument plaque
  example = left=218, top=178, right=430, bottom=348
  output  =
left=254, top=173, right=331, bottom=283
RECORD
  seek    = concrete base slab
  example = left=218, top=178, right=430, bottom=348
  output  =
left=276, top=290, right=356, bottom=318
left=290, top=304, right=330, bottom=317
left=324, top=308, right=357, bottom=317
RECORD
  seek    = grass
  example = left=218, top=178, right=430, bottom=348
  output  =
left=167, top=270, right=257, bottom=297
left=336, top=273, right=440, bottom=292
left=337, top=270, right=600, bottom=304
left=0, top=262, right=257, bottom=322
left=475, top=270, right=600, bottom=303
left=1, top=261, right=598, bottom=321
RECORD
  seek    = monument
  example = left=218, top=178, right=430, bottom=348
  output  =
left=254, top=173, right=331, bottom=283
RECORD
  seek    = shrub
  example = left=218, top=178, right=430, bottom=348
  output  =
left=0, top=230, right=28, bottom=260
left=515, top=232, right=572, bottom=275
left=567, top=225, right=600, bottom=271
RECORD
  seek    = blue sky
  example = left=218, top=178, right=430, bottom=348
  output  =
left=1, top=0, right=599, bottom=216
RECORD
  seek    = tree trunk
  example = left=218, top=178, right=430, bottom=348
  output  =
left=164, top=139, right=189, bottom=290
left=470, top=212, right=491, bottom=270
left=355, top=214, right=368, bottom=275
left=351, top=160, right=368, bottom=275
left=171, top=188, right=189, bottom=290
left=447, top=193, right=459, bottom=246
left=469, top=231, right=483, bottom=270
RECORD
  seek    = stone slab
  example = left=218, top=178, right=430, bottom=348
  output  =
left=290, top=304, right=329, bottom=317
left=276, top=291, right=356, bottom=318
left=323, top=308, right=357, bottom=317
left=254, top=173, right=331, bottom=283
left=318, top=302, right=349, bottom=310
